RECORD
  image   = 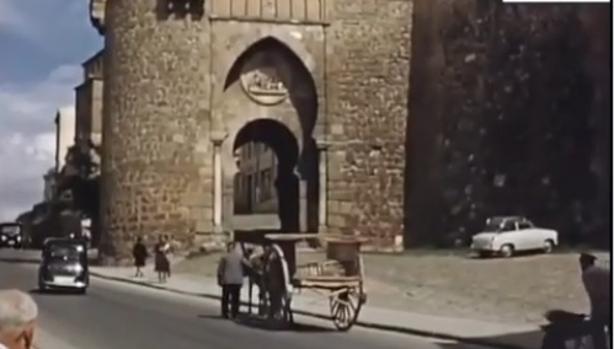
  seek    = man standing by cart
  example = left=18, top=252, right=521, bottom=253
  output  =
left=217, top=242, right=246, bottom=319
left=262, top=243, right=285, bottom=321
left=580, top=253, right=610, bottom=349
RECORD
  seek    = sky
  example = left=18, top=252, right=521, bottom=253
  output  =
left=0, top=0, right=102, bottom=221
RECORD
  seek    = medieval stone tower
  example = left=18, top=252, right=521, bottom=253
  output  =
left=90, top=0, right=412, bottom=264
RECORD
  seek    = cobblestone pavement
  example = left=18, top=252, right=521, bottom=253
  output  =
left=175, top=248, right=610, bottom=325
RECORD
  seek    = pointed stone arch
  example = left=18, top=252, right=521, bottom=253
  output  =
left=213, top=35, right=321, bottom=234
left=222, top=35, right=319, bottom=138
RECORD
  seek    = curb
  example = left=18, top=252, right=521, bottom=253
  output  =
left=0, top=257, right=40, bottom=264
left=90, top=272, right=534, bottom=349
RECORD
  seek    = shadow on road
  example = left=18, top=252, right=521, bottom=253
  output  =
left=434, top=328, right=545, bottom=349
left=197, top=312, right=334, bottom=333
left=29, top=289, right=85, bottom=297
left=237, top=315, right=334, bottom=333
left=433, top=310, right=609, bottom=349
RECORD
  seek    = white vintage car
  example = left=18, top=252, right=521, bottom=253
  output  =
left=471, top=216, right=558, bottom=258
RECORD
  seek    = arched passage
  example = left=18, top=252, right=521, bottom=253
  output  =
left=217, top=36, right=321, bottom=234
left=232, top=119, right=301, bottom=232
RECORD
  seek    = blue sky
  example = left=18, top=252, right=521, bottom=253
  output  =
left=0, top=0, right=102, bottom=220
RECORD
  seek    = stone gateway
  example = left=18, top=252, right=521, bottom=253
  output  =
left=88, top=0, right=611, bottom=263
left=91, top=0, right=411, bottom=263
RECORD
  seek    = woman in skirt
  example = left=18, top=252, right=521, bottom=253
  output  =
left=132, top=236, right=148, bottom=278
left=154, top=235, right=170, bottom=283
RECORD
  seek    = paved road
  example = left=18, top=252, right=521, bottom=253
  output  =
left=0, top=258, right=493, bottom=349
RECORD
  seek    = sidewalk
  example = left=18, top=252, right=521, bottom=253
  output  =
left=89, top=266, right=544, bottom=349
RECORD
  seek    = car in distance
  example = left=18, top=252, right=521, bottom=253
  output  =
left=38, top=238, right=89, bottom=294
left=471, top=216, right=558, bottom=258
left=0, top=223, right=23, bottom=249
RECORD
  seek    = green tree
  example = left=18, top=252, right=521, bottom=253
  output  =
left=56, top=142, right=101, bottom=244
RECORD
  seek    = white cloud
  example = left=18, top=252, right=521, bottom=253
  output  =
left=0, top=64, right=81, bottom=133
left=0, top=1, right=25, bottom=27
left=0, top=130, right=57, bottom=221
left=0, top=1, right=102, bottom=59
left=0, top=64, right=81, bottom=221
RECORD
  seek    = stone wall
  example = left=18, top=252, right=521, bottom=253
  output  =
left=90, top=79, right=104, bottom=145
left=404, top=0, right=447, bottom=246
left=209, top=0, right=325, bottom=22
left=75, top=77, right=103, bottom=148
left=325, top=0, right=412, bottom=251
left=578, top=6, right=611, bottom=248
left=405, top=0, right=611, bottom=247
left=75, top=82, right=92, bottom=148
left=101, top=0, right=213, bottom=263
left=98, top=0, right=414, bottom=261
left=96, top=0, right=608, bottom=259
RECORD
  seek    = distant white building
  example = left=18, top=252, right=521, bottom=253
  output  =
left=54, top=106, right=76, bottom=172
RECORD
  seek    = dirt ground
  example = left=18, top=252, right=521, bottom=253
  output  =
left=174, top=248, right=610, bottom=325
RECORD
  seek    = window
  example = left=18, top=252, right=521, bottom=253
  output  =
left=261, top=169, right=272, bottom=201
left=501, top=221, right=516, bottom=232
left=517, top=221, right=532, bottom=230
left=234, top=175, right=241, bottom=194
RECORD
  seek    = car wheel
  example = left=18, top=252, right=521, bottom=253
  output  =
left=500, top=244, right=514, bottom=258
left=543, top=240, right=554, bottom=254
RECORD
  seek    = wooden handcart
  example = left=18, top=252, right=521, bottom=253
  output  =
left=238, top=232, right=368, bottom=331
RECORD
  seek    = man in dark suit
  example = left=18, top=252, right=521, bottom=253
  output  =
left=217, top=242, right=246, bottom=319
left=580, top=253, right=610, bottom=349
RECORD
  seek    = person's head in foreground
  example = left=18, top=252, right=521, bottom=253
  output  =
left=0, top=289, right=38, bottom=349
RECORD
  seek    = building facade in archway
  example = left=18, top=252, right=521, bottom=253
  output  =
left=91, top=0, right=411, bottom=264
left=233, top=141, right=279, bottom=216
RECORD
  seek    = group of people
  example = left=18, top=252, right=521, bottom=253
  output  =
left=132, top=235, right=175, bottom=283
left=216, top=241, right=286, bottom=321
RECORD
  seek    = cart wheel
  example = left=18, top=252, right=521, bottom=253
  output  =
left=330, top=289, right=362, bottom=331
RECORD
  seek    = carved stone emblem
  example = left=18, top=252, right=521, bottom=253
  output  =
left=241, top=67, right=288, bottom=106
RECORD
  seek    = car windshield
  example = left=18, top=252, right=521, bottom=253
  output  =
left=484, top=219, right=505, bottom=232
left=0, top=225, right=20, bottom=236
left=48, top=245, right=82, bottom=261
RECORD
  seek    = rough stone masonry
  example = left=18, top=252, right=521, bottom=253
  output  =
left=91, top=0, right=412, bottom=264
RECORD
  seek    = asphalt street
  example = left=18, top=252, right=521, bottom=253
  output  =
left=0, top=256, right=495, bottom=349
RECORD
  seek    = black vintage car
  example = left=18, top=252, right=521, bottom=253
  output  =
left=0, top=223, right=23, bottom=249
left=38, top=238, right=89, bottom=294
